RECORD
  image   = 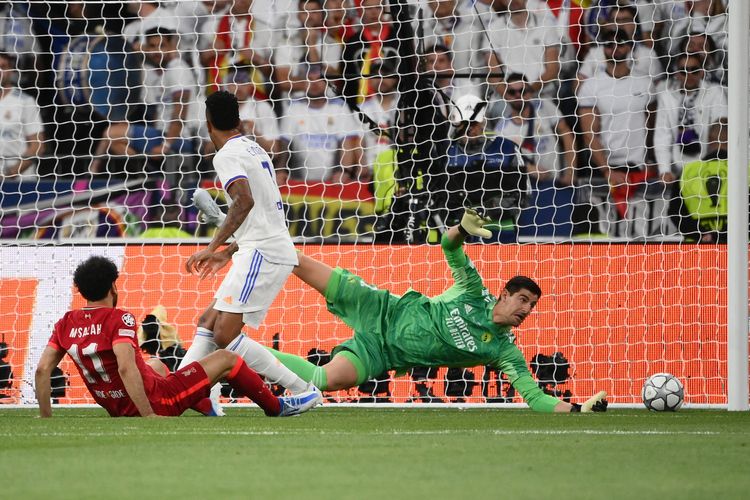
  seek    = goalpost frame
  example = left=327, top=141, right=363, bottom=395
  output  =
left=727, top=0, right=750, bottom=411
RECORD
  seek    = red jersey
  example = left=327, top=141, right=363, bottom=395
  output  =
left=48, top=306, right=162, bottom=416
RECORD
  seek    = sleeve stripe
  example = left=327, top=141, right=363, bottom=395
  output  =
left=224, top=175, right=248, bottom=190
left=112, top=338, right=135, bottom=346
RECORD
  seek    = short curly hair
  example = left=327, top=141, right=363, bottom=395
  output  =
left=73, top=256, right=119, bottom=301
left=206, top=90, right=240, bottom=131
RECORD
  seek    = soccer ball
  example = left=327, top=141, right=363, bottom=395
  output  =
left=642, top=373, right=684, bottom=411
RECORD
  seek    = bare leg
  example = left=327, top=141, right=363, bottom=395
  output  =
left=146, top=358, right=168, bottom=377
left=293, top=252, right=334, bottom=296
left=212, top=310, right=245, bottom=349
left=323, top=354, right=360, bottom=391
left=197, top=301, right=219, bottom=332
left=197, top=350, right=238, bottom=382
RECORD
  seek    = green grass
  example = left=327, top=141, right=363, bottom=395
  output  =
left=1, top=408, right=749, bottom=500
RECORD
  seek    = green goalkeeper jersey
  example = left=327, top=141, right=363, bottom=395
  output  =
left=375, top=235, right=559, bottom=412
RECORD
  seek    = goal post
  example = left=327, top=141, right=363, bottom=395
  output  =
left=727, top=0, right=749, bottom=412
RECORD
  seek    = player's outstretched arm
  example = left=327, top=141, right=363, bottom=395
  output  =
left=113, top=342, right=158, bottom=417
left=187, top=180, right=253, bottom=275
left=444, top=208, right=493, bottom=249
left=34, top=346, right=65, bottom=418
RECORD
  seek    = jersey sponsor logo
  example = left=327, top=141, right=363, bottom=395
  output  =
left=69, top=323, right=102, bottom=338
left=118, top=329, right=136, bottom=338
left=446, top=308, right=477, bottom=352
left=121, top=313, right=136, bottom=327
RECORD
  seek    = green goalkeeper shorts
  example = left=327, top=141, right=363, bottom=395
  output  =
left=324, top=267, right=398, bottom=380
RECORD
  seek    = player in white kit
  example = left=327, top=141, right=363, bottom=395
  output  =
left=180, top=91, right=320, bottom=411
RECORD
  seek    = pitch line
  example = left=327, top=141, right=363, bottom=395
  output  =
left=0, top=429, right=725, bottom=438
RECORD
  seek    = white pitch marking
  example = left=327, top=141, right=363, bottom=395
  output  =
left=0, top=429, right=726, bottom=438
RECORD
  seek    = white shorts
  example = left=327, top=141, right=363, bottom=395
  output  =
left=213, top=249, right=294, bottom=328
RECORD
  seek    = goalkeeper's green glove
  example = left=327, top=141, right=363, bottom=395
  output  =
left=458, top=208, right=493, bottom=239
left=570, top=391, right=608, bottom=413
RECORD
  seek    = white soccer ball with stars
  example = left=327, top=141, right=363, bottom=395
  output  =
left=642, top=373, right=684, bottom=411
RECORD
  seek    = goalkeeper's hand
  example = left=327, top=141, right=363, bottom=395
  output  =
left=570, top=391, right=608, bottom=413
left=459, top=208, right=493, bottom=239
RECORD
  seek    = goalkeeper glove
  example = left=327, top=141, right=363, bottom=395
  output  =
left=570, top=391, right=608, bottom=413
left=459, top=208, right=493, bottom=239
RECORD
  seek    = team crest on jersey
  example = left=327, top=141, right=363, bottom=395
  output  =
left=481, top=333, right=493, bottom=343
left=121, top=313, right=136, bottom=327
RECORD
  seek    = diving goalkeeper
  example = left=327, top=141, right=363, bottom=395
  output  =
left=194, top=203, right=607, bottom=412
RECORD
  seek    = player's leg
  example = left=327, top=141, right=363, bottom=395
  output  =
left=214, top=310, right=310, bottom=393
left=198, top=351, right=321, bottom=416
left=179, top=303, right=223, bottom=413
left=267, top=348, right=367, bottom=391
left=179, top=302, right=219, bottom=369
left=146, top=358, right=169, bottom=377
left=213, top=252, right=310, bottom=393
left=293, top=252, right=334, bottom=297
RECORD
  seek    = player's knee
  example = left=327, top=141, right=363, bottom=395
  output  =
left=212, top=330, right=235, bottom=349
left=325, top=366, right=358, bottom=391
left=146, top=358, right=168, bottom=377
left=197, top=308, right=217, bottom=330
left=215, top=349, right=238, bottom=367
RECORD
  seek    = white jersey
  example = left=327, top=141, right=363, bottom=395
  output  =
left=213, top=135, right=298, bottom=265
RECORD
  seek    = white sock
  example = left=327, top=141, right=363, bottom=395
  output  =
left=227, top=334, right=309, bottom=394
left=180, top=328, right=223, bottom=413
left=179, top=327, right=218, bottom=368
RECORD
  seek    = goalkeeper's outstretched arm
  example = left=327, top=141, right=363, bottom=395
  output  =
left=443, top=208, right=493, bottom=251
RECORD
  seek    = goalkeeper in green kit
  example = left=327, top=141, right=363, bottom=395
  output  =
left=194, top=198, right=607, bottom=412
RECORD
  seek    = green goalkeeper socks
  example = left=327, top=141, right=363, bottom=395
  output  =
left=265, top=347, right=328, bottom=390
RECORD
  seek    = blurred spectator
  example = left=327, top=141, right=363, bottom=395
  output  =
left=280, top=64, right=366, bottom=183
left=494, top=73, right=575, bottom=186
left=359, top=57, right=399, bottom=167
left=659, top=0, right=726, bottom=60
left=201, top=0, right=278, bottom=97
left=578, top=28, right=668, bottom=238
left=341, top=0, right=399, bottom=106
left=91, top=28, right=198, bottom=175
left=485, top=0, right=562, bottom=96
left=122, top=1, right=178, bottom=52
left=0, top=52, right=43, bottom=179
left=420, top=0, right=486, bottom=81
left=676, top=30, right=724, bottom=86
left=224, top=66, right=283, bottom=165
left=137, top=306, right=187, bottom=372
left=583, top=0, right=655, bottom=47
left=424, top=43, right=480, bottom=101
left=141, top=203, right=193, bottom=239
left=439, top=94, right=527, bottom=241
left=173, top=1, right=231, bottom=74
left=275, top=0, right=344, bottom=99
left=671, top=121, right=728, bottom=243
left=578, top=0, right=661, bottom=83
left=0, top=1, right=40, bottom=88
left=654, top=52, right=727, bottom=183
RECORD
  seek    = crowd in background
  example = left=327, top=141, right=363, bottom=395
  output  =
left=0, top=0, right=732, bottom=241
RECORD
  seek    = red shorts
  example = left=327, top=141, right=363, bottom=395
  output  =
left=147, top=362, right=211, bottom=416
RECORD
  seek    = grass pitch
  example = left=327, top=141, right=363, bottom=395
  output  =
left=1, top=408, right=748, bottom=500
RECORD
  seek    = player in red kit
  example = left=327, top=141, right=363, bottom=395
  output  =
left=34, top=255, right=321, bottom=418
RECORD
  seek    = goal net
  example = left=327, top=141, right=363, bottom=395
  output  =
left=0, top=0, right=737, bottom=408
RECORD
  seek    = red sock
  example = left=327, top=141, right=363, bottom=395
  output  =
left=192, top=398, right=214, bottom=416
left=227, top=357, right=281, bottom=416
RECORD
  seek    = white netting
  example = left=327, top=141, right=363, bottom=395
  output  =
left=0, top=0, right=738, bottom=407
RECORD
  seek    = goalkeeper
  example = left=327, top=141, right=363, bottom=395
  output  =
left=196, top=204, right=607, bottom=412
